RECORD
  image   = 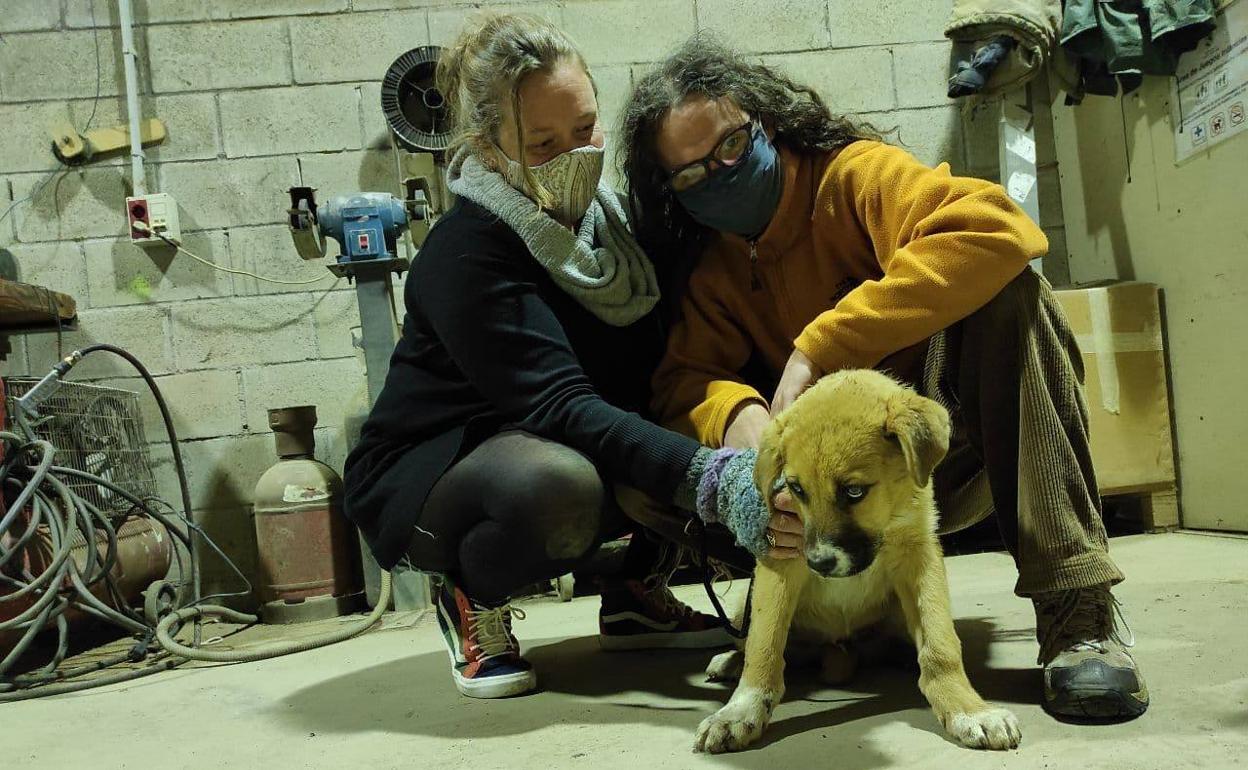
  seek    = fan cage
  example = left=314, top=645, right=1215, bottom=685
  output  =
left=4, top=377, right=159, bottom=519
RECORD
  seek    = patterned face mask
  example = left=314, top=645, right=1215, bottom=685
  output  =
left=501, top=143, right=605, bottom=225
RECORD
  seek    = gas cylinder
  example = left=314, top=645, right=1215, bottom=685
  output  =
left=252, top=406, right=363, bottom=623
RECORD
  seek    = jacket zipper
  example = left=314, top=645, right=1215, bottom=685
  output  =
left=749, top=240, right=762, bottom=292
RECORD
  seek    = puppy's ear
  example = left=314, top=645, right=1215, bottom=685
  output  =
left=884, top=391, right=951, bottom=486
left=754, top=412, right=788, bottom=513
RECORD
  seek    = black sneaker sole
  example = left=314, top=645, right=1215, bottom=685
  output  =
left=599, top=627, right=735, bottom=651
left=1044, top=688, right=1149, bottom=723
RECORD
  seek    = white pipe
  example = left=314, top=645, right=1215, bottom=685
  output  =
left=117, top=0, right=146, bottom=196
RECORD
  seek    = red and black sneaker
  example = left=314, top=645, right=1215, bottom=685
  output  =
left=598, top=578, right=734, bottom=651
left=435, top=576, right=536, bottom=698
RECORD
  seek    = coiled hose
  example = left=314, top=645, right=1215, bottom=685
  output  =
left=1, top=344, right=395, bottom=698
left=0, top=435, right=179, bottom=681
left=155, top=571, right=391, bottom=663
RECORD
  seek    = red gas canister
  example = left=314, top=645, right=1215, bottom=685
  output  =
left=252, top=406, right=363, bottom=623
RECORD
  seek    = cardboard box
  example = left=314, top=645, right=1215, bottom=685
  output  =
left=1054, top=282, right=1178, bottom=523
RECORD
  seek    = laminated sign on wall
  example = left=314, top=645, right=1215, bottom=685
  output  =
left=1173, top=0, right=1248, bottom=162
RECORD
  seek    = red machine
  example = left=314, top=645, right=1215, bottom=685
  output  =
left=0, top=377, right=172, bottom=660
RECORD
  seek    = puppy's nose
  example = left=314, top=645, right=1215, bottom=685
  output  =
left=807, top=542, right=852, bottom=577
left=808, top=554, right=840, bottom=577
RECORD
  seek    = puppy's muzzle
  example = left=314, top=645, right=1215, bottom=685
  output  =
left=806, top=543, right=852, bottom=578
left=803, top=529, right=883, bottom=576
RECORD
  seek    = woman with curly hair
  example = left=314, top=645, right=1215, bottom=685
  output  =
left=619, top=33, right=1148, bottom=722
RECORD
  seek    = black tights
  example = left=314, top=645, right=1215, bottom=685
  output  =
left=406, top=431, right=662, bottom=601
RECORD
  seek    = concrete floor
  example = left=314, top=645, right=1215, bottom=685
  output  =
left=7, top=532, right=1247, bottom=769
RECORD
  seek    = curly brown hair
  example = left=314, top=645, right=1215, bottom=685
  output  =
left=619, top=33, right=884, bottom=309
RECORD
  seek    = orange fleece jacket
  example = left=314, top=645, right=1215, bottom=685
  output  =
left=651, top=140, right=1047, bottom=446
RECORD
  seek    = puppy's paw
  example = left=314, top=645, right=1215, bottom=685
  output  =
left=693, top=688, right=774, bottom=754
left=705, top=650, right=744, bottom=682
left=945, top=707, right=1021, bottom=750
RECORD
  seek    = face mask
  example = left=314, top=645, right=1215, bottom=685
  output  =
left=501, top=143, right=604, bottom=225
left=674, top=127, right=784, bottom=239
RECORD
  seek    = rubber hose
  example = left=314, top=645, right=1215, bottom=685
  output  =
left=0, top=657, right=184, bottom=703
left=0, top=437, right=53, bottom=535
left=155, top=570, right=393, bottom=663
left=72, top=344, right=200, bottom=635
left=2, top=649, right=133, bottom=687
left=40, top=614, right=69, bottom=675
left=0, top=476, right=80, bottom=603
left=0, top=599, right=59, bottom=675
left=0, top=493, right=75, bottom=610
left=0, top=478, right=46, bottom=571
left=67, top=565, right=149, bottom=636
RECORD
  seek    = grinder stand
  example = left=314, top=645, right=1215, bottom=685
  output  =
left=335, top=259, right=429, bottom=611
left=331, top=258, right=404, bottom=406
left=288, top=188, right=431, bottom=611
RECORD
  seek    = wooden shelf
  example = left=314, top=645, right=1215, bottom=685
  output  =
left=0, top=279, right=77, bottom=334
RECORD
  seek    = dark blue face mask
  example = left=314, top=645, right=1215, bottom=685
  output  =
left=673, top=126, right=784, bottom=240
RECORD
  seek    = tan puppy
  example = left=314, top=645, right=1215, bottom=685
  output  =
left=694, top=370, right=1020, bottom=753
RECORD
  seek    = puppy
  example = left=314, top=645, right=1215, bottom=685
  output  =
left=694, top=370, right=1020, bottom=753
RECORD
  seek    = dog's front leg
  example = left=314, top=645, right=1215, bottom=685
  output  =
left=895, top=543, right=1021, bottom=750
left=694, top=559, right=807, bottom=754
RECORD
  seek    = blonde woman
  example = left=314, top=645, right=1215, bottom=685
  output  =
left=344, top=15, right=799, bottom=699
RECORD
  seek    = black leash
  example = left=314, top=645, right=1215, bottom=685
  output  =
left=692, top=516, right=752, bottom=639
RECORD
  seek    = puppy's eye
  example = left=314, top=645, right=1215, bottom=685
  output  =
left=837, top=484, right=870, bottom=506
left=786, top=479, right=807, bottom=501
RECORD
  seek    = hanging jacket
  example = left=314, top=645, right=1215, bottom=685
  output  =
left=945, top=0, right=1078, bottom=97
left=1061, top=0, right=1218, bottom=97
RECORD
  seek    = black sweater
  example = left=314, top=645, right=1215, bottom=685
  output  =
left=343, top=198, right=702, bottom=568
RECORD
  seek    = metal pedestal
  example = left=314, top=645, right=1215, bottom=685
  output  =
left=333, top=258, right=430, bottom=611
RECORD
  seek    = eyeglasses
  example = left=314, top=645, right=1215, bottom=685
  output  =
left=665, top=121, right=757, bottom=193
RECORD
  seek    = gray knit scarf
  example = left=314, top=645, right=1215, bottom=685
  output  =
left=445, top=149, right=661, bottom=326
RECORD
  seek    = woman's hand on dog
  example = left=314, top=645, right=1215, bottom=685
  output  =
left=724, top=402, right=770, bottom=449
left=771, top=348, right=823, bottom=417
left=767, top=489, right=803, bottom=560
left=722, top=404, right=802, bottom=558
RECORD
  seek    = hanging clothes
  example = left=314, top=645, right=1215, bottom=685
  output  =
left=946, top=0, right=1221, bottom=102
left=1061, top=0, right=1219, bottom=98
left=948, top=36, right=1018, bottom=97
left=945, top=0, right=1078, bottom=97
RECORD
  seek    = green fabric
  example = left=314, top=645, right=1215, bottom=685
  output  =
left=1061, top=0, right=1218, bottom=77
left=673, top=446, right=713, bottom=512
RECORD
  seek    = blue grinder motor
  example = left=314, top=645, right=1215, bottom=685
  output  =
left=287, top=189, right=413, bottom=266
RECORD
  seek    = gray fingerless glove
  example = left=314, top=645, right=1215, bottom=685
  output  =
left=674, top=447, right=771, bottom=557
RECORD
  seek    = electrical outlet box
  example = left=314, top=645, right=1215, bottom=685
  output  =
left=126, top=193, right=182, bottom=248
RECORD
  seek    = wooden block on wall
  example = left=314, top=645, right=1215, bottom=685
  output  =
left=1139, top=489, right=1181, bottom=532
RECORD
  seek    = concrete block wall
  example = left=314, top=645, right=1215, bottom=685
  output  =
left=1, top=0, right=1042, bottom=604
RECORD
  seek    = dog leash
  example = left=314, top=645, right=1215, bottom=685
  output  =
left=691, top=474, right=789, bottom=639
left=692, top=516, right=753, bottom=639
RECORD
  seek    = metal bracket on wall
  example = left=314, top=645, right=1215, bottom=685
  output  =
left=994, top=78, right=1072, bottom=285
left=999, top=85, right=1044, bottom=276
